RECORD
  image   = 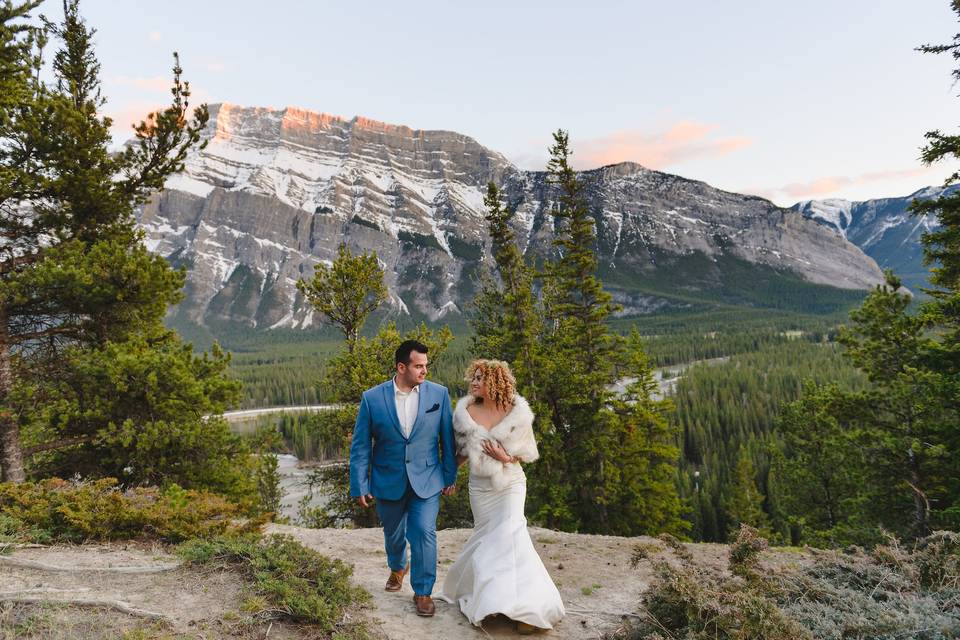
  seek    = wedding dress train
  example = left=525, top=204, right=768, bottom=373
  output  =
left=441, top=465, right=565, bottom=629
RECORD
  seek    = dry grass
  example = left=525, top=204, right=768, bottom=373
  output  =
left=611, top=527, right=960, bottom=640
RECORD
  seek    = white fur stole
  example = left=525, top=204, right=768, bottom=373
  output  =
left=453, top=394, right=539, bottom=490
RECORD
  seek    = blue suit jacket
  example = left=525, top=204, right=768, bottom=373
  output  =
left=349, top=379, right=457, bottom=500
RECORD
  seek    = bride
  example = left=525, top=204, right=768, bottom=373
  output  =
left=441, top=359, right=565, bottom=633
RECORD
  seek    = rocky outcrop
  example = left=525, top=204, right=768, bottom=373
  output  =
left=138, top=103, right=885, bottom=329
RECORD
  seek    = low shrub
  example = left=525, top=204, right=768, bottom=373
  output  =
left=614, top=525, right=960, bottom=640
left=295, top=464, right=378, bottom=529
left=177, top=534, right=371, bottom=634
left=0, top=478, right=247, bottom=543
left=630, top=542, right=665, bottom=565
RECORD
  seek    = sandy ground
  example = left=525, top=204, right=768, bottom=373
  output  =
left=266, top=523, right=729, bottom=640
left=0, top=526, right=734, bottom=639
left=0, top=543, right=306, bottom=639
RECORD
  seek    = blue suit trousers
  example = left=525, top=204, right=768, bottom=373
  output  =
left=375, top=479, right=441, bottom=596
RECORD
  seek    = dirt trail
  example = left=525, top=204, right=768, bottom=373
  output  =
left=267, top=523, right=728, bottom=639
left=0, top=527, right=731, bottom=639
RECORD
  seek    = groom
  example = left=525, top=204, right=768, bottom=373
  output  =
left=349, top=339, right=458, bottom=617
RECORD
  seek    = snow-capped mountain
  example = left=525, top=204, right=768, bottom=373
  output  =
left=138, top=103, right=885, bottom=330
left=791, top=185, right=953, bottom=292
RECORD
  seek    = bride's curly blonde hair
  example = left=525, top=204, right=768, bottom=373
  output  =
left=465, top=359, right=516, bottom=411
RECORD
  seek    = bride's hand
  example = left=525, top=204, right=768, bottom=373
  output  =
left=482, top=440, right=513, bottom=463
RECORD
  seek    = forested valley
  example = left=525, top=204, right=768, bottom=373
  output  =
left=2, top=2, right=959, bottom=638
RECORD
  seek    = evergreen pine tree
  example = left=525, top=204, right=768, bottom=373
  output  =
left=470, top=182, right=539, bottom=388
left=773, top=273, right=955, bottom=541
left=606, top=330, right=686, bottom=535
left=0, top=2, right=246, bottom=496
left=909, top=4, right=960, bottom=526
left=838, top=273, right=954, bottom=536
left=536, top=130, right=623, bottom=531
left=474, top=130, right=686, bottom=536
left=725, top=447, right=771, bottom=537
left=774, top=381, right=870, bottom=546
left=0, top=0, right=43, bottom=482
left=296, top=243, right=387, bottom=352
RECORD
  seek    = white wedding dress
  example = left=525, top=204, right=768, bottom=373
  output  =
left=441, top=403, right=565, bottom=629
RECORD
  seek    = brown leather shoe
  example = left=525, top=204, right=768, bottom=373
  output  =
left=413, top=594, right=435, bottom=617
left=385, top=565, right=408, bottom=592
left=517, top=621, right=539, bottom=634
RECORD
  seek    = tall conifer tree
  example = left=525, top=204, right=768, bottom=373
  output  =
left=774, top=1, right=960, bottom=538
left=471, top=182, right=540, bottom=396
left=537, top=130, right=622, bottom=531
left=910, top=1, right=960, bottom=526
left=725, top=447, right=771, bottom=537
left=0, top=1, right=244, bottom=494
left=473, top=131, right=685, bottom=536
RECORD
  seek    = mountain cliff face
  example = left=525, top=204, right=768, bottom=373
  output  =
left=138, top=103, right=885, bottom=329
left=791, top=186, right=954, bottom=293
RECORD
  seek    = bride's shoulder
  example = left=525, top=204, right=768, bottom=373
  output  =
left=453, top=395, right=476, bottom=427
left=454, top=395, right=474, bottom=413
left=512, top=393, right=532, bottom=412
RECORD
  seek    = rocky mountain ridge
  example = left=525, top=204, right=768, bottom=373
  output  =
left=138, top=103, right=885, bottom=329
left=791, top=185, right=954, bottom=293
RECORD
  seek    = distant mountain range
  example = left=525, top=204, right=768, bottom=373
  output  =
left=791, top=186, right=953, bottom=294
left=138, top=104, right=892, bottom=332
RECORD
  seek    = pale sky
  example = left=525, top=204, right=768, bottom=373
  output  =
left=53, top=1, right=960, bottom=206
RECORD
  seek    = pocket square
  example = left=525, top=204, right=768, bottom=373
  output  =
left=425, top=403, right=440, bottom=414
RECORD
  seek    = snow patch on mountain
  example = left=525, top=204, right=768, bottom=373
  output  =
left=137, top=103, right=886, bottom=329
left=793, top=199, right=853, bottom=237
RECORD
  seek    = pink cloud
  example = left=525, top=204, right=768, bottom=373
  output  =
left=148, top=31, right=162, bottom=43
left=103, top=87, right=214, bottom=145
left=571, top=122, right=753, bottom=170
left=777, top=167, right=937, bottom=199
left=103, top=103, right=164, bottom=143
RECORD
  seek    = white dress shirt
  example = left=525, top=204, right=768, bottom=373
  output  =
left=393, top=377, right=420, bottom=438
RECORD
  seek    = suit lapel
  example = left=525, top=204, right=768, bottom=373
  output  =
left=408, top=382, right=430, bottom=440
left=381, top=381, right=406, bottom=440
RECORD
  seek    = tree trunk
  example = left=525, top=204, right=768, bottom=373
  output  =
left=822, top=481, right=837, bottom=529
left=0, top=302, right=25, bottom=482
left=908, top=449, right=929, bottom=537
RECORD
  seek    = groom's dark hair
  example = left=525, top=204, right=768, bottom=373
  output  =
left=396, top=340, right=429, bottom=365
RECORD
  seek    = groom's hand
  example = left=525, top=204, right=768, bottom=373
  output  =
left=441, top=484, right=456, bottom=496
left=357, top=494, right=374, bottom=508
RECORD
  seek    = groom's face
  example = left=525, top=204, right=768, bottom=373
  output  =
left=397, top=350, right=429, bottom=388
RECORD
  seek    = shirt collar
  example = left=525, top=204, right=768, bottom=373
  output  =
left=393, top=377, right=420, bottom=396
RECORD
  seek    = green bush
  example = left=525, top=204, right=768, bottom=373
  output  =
left=177, top=534, right=371, bottom=634
left=0, top=478, right=246, bottom=543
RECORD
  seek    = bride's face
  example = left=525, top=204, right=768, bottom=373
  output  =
left=469, top=369, right=488, bottom=400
